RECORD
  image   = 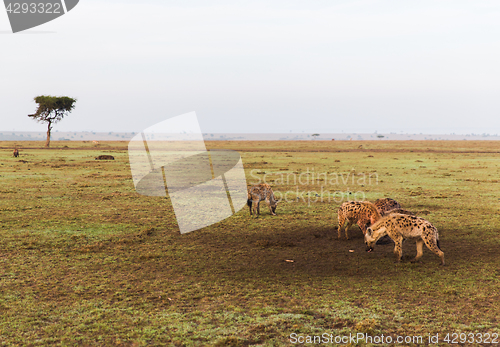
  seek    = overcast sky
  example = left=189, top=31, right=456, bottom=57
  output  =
left=1, top=0, right=500, bottom=134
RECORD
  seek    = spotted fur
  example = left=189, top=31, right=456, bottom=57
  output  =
left=247, top=183, right=278, bottom=216
left=385, top=208, right=415, bottom=216
left=365, top=213, right=445, bottom=265
left=374, top=198, right=401, bottom=216
left=337, top=201, right=381, bottom=239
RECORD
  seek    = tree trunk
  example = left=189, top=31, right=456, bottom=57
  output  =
left=46, top=122, right=52, bottom=147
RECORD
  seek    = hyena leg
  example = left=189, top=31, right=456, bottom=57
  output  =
left=345, top=220, right=354, bottom=239
left=423, top=235, right=445, bottom=266
left=393, top=237, right=404, bottom=262
left=252, top=201, right=260, bottom=216
left=357, top=218, right=369, bottom=234
left=412, top=239, right=424, bottom=263
left=337, top=213, right=345, bottom=239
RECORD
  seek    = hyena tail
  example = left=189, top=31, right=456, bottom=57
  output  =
left=247, top=199, right=252, bottom=208
left=436, top=237, right=442, bottom=251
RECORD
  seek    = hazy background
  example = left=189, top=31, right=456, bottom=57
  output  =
left=1, top=0, right=500, bottom=134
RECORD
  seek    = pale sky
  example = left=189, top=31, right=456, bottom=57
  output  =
left=1, top=0, right=500, bottom=134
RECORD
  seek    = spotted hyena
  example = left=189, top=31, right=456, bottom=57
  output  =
left=364, top=213, right=445, bottom=265
left=247, top=183, right=278, bottom=216
left=337, top=201, right=381, bottom=239
left=373, top=198, right=401, bottom=215
left=13, top=149, right=19, bottom=158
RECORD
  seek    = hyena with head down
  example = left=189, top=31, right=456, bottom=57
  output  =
left=337, top=201, right=381, bottom=239
left=247, top=183, right=278, bottom=216
left=373, top=198, right=401, bottom=216
left=364, top=213, right=445, bottom=265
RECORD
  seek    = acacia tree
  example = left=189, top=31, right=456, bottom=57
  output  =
left=28, top=95, right=77, bottom=147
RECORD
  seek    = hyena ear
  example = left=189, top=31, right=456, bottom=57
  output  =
left=366, top=228, right=372, bottom=237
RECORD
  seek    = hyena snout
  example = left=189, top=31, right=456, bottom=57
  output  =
left=365, top=241, right=374, bottom=252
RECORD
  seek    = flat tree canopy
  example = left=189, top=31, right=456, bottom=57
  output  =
left=28, top=95, right=77, bottom=147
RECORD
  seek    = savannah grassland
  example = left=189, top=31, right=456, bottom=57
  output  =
left=1, top=140, right=499, bottom=347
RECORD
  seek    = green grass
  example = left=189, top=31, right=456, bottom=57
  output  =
left=1, top=140, right=499, bottom=346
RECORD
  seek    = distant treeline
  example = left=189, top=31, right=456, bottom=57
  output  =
left=1, top=132, right=500, bottom=141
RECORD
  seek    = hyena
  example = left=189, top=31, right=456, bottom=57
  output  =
left=13, top=148, right=19, bottom=158
left=364, top=213, right=445, bottom=265
left=337, top=201, right=381, bottom=239
left=247, top=183, right=278, bottom=216
left=374, top=198, right=401, bottom=215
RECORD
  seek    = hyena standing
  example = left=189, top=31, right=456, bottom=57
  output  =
left=364, top=213, right=445, bottom=265
left=337, top=201, right=381, bottom=239
left=13, top=148, right=19, bottom=158
left=247, top=183, right=278, bottom=216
